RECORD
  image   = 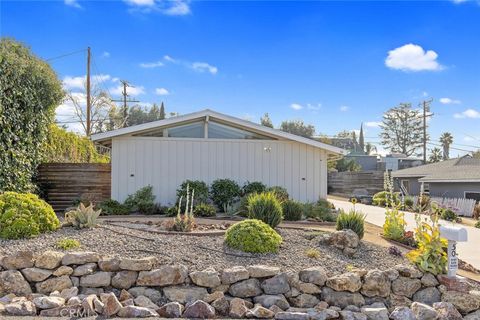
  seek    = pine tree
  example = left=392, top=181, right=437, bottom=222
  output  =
left=359, top=123, right=365, bottom=153
left=260, top=113, right=273, bottom=128
left=159, top=102, right=166, bottom=120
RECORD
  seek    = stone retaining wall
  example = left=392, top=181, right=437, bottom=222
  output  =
left=1, top=250, right=479, bottom=319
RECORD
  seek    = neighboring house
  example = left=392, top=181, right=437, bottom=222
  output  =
left=345, top=153, right=379, bottom=171
left=379, top=153, right=424, bottom=171
left=392, top=155, right=480, bottom=201
left=91, top=109, right=345, bottom=205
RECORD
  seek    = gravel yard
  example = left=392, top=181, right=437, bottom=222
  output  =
left=0, top=223, right=409, bottom=275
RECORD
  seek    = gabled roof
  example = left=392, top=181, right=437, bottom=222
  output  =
left=91, top=109, right=346, bottom=155
left=392, top=156, right=480, bottom=182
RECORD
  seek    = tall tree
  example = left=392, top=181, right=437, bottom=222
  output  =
left=359, top=123, right=365, bottom=152
left=365, top=142, right=377, bottom=155
left=439, top=132, right=453, bottom=160
left=159, top=102, right=166, bottom=120
left=260, top=113, right=273, bottom=128
left=279, top=120, right=315, bottom=138
left=335, top=130, right=353, bottom=138
left=472, top=150, right=480, bottom=159
left=429, top=147, right=443, bottom=163
left=380, top=103, right=424, bottom=156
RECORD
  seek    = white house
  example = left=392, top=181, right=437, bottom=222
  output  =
left=91, top=109, right=345, bottom=205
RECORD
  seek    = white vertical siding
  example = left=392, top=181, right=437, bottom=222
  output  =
left=112, top=137, right=328, bottom=205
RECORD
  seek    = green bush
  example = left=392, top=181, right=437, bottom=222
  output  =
left=247, top=192, right=283, bottom=228
left=124, top=185, right=156, bottom=214
left=64, top=203, right=101, bottom=229
left=441, top=209, right=458, bottom=222
left=0, top=192, right=60, bottom=239
left=336, top=209, right=366, bottom=239
left=167, top=206, right=179, bottom=217
left=404, top=197, right=414, bottom=209
left=235, top=196, right=251, bottom=217
left=303, top=202, right=336, bottom=222
left=56, top=238, right=81, bottom=250
left=266, top=186, right=289, bottom=202
left=210, top=179, right=241, bottom=212
left=225, top=219, right=283, bottom=253
left=282, top=199, right=303, bottom=221
left=193, top=203, right=217, bottom=217
left=372, top=191, right=400, bottom=207
left=475, top=220, right=480, bottom=228
left=383, top=208, right=406, bottom=241
left=176, top=180, right=209, bottom=204
left=98, top=199, right=129, bottom=215
left=242, top=181, right=267, bottom=196
left=317, top=198, right=335, bottom=210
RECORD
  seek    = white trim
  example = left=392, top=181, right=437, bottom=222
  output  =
left=419, top=179, right=480, bottom=183
left=401, top=179, right=410, bottom=193
left=91, top=109, right=346, bottom=155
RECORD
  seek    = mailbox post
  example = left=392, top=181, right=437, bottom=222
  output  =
left=439, top=225, right=468, bottom=278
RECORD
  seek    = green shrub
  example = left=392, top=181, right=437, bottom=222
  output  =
left=475, top=220, right=480, bottom=228
left=242, top=181, right=267, bottom=196
left=440, top=208, right=458, bottom=222
left=247, top=192, right=283, bottom=228
left=124, top=185, right=156, bottom=214
left=193, top=203, right=217, bottom=217
left=98, top=199, right=129, bottom=215
left=303, top=202, right=336, bottom=222
left=266, top=186, right=289, bottom=202
left=225, top=219, right=283, bottom=253
left=336, top=209, right=366, bottom=239
left=235, top=196, right=251, bottom=217
left=305, top=248, right=321, bottom=259
left=167, top=206, right=178, bottom=217
left=404, top=197, right=414, bottom=209
left=56, top=238, right=81, bottom=250
left=372, top=191, right=400, bottom=207
left=64, top=203, right=101, bottom=229
left=282, top=199, right=303, bottom=221
left=176, top=180, right=209, bottom=204
left=317, top=198, right=335, bottom=210
left=383, top=208, right=406, bottom=241
left=0, top=192, right=60, bottom=239
left=210, top=179, right=241, bottom=212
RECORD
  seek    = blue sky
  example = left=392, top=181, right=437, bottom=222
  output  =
left=1, top=0, right=480, bottom=156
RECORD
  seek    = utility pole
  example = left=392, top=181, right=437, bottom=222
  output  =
left=111, top=80, right=139, bottom=128
left=86, top=47, right=91, bottom=136
left=421, top=99, right=433, bottom=163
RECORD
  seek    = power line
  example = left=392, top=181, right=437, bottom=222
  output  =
left=46, top=48, right=86, bottom=62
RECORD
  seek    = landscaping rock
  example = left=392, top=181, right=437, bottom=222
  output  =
left=296, top=282, right=321, bottom=294
left=35, top=251, right=64, bottom=270
left=1, top=251, right=34, bottom=270
left=112, top=271, right=138, bottom=289
left=248, top=265, right=281, bottom=278
left=433, top=301, right=462, bottom=320
left=326, top=272, right=362, bottom=293
left=437, top=275, right=475, bottom=293
left=204, top=290, right=224, bottom=303
left=33, top=296, right=65, bottom=309
left=158, top=301, right=184, bottom=318
left=39, top=304, right=82, bottom=317
left=275, top=311, right=310, bottom=320
left=329, top=229, right=359, bottom=249
left=212, top=296, right=229, bottom=315
left=133, top=295, right=158, bottom=309
left=21, top=267, right=52, bottom=282
left=339, top=310, right=368, bottom=320
left=98, top=257, right=121, bottom=272
left=128, top=287, right=162, bottom=304
left=229, top=278, right=263, bottom=298
left=299, top=266, right=327, bottom=286
left=254, top=294, right=290, bottom=310
left=36, top=275, right=72, bottom=294
left=413, top=287, right=441, bottom=305
left=289, top=293, right=319, bottom=308
left=81, top=294, right=98, bottom=316
left=391, top=276, right=422, bottom=298
left=60, top=287, right=78, bottom=300
left=0, top=270, right=32, bottom=296
left=62, top=252, right=100, bottom=265
left=53, top=266, right=73, bottom=277
left=441, top=290, right=480, bottom=314
left=321, top=287, right=365, bottom=308
left=361, top=269, right=391, bottom=298
left=229, top=297, right=249, bottom=318
left=411, top=301, right=438, bottom=320
left=464, top=310, right=480, bottom=320
left=261, top=273, right=290, bottom=294
left=396, top=265, right=423, bottom=278
left=389, top=306, right=416, bottom=320
left=183, top=300, right=215, bottom=319
left=190, top=267, right=221, bottom=288
left=163, top=285, right=208, bottom=304
left=117, top=305, right=159, bottom=318
left=246, top=305, right=276, bottom=319
left=101, top=292, right=122, bottom=317
left=360, top=303, right=389, bottom=320
left=80, top=271, right=112, bottom=287
left=137, top=265, right=188, bottom=286
left=119, top=257, right=156, bottom=271
left=5, top=300, right=36, bottom=316
left=72, top=263, right=97, bottom=276
left=222, top=266, right=250, bottom=284
left=421, top=273, right=439, bottom=287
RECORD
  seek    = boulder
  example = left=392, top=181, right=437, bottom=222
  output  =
left=338, top=310, right=368, bottom=320
left=288, top=293, right=319, bottom=308
left=204, top=290, right=224, bottom=303
left=329, top=229, right=359, bottom=249
left=261, top=273, right=290, bottom=294
left=411, top=301, right=438, bottom=320
left=299, top=266, right=327, bottom=286
left=464, top=310, right=480, bottom=320
left=433, top=301, right=462, bottom=320
left=81, top=294, right=98, bottom=316
left=229, top=278, right=263, bottom=298
left=360, top=303, right=389, bottom=320
left=275, top=311, right=310, bottom=320
left=421, top=273, right=439, bottom=287
left=437, top=275, right=475, bottom=293
left=137, top=265, right=188, bottom=286
left=112, top=271, right=138, bottom=289
left=133, top=295, right=158, bottom=309
left=81, top=287, right=104, bottom=295
left=326, top=272, right=362, bottom=293
left=128, top=287, right=163, bottom=304
left=389, top=306, right=416, bottom=320
left=361, top=269, right=391, bottom=298
left=441, top=290, right=480, bottom=314
left=391, top=276, right=421, bottom=298
left=296, top=282, right=321, bottom=294
left=254, top=294, right=290, bottom=310
left=53, top=266, right=73, bottom=277
left=248, top=265, right=281, bottom=278
left=212, top=296, right=229, bottom=315
left=72, top=263, right=97, bottom=276
left=229, top=297, right=249, bottom=318
left=5, top=300, right=36, bottom=316
left=158, top=301, right=184, bottom=318
left=100, top=292, right=122, bottom=317
left=1, top=251, right=34, bottom=270
left=163, top=286, right=208, bottom=304
left=33, top=296, right=65, bottom=309
left=98, top=257, right=121, bottom=272
left=413, top=287, right=441, bottom=305
left=60, top=287, right=78, bottom=300
left=36, top=275, right=72, bottom=295
left=35, top=251, right=64, bottom=270
left=0, top=270, right=33, bottom=296
left=321, top=287, right=365, bottom=308
left=119, top=257, right=156, bottom=271
left=222, top=266, right=250, bottom=284
left=39, top=304, right=82, bottom=317
left=396, top=265, right=423, bottom=278
left=183, top=300, right=216, bottom=319
left=246, top=305, right=276, bottom=319
left=190, top=267, right=221, bottom=288
left=62, top=252, right=100, bottom=265
left=80, top=271, right=112, bottom=287
left=117, top=305, right=159, bottom=318
left=21, top=267, right=53, bottom=282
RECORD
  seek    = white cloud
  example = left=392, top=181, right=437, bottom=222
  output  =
left=155, top=88, right=169, bottom=95
left=365, top=121, right=382, bottom=128
left=454, top=109, right=480, bottom=119
left=102, top=51, right=110, bottom=58
left=164, top=0, right=191, bottom=15
left=63, top=74, right=111, bottom=90
left=124, top=0, right=190, bottom=15
left=110, top=84, right=145, bottom=96
left=290, top=103, right=303, bottom=110
left=139, top=61, right=164, bottom=68
left=385, top=44, right=443, bottom=72
left=307, top=103, right=321, bottom=111
left=64, top=0, right=82, bottom=9
left=439, top=97, right=461, bottom=104
left=164, top=55, right=176, bottom=62
left=191, top=62, right=218, bottom=74
left=124, top=0, right=155, bottom=6
left=340, top=105, right=349, bottom=112
left=452, top=0, right=469, bottom=3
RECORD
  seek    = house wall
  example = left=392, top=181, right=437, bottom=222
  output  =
left=429, top=182, right=480, bottom=199
left=393, top=177, right=422, bottom=195
left=345, top=155, right=378, bottom=171
left=111, top=137, right=328, bottom=205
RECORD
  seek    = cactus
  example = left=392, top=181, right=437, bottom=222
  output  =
left=64, top=202, right=102, bottom=229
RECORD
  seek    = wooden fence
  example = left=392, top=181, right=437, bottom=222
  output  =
left=413, top=195, right=476, bottom=217
left=36, top=163, right=111, bottom=213
left=328, top=171, right=384, bottom=197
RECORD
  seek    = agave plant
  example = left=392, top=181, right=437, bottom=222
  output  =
left=64, top=202, right=102, bottom=229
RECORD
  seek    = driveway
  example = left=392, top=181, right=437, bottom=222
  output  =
left=329, top=198, right=480, bottom=270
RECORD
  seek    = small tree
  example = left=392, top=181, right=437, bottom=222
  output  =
left=280, top=120, right=315, bottom=137
left=428, top=147, right=443, bottom=163
left=260, top=113, right=273, bottom=128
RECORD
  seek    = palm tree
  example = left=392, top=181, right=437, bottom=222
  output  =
left=439, top=132, right=453, bottom=160
left=429, top=147, right=443, bottom=163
